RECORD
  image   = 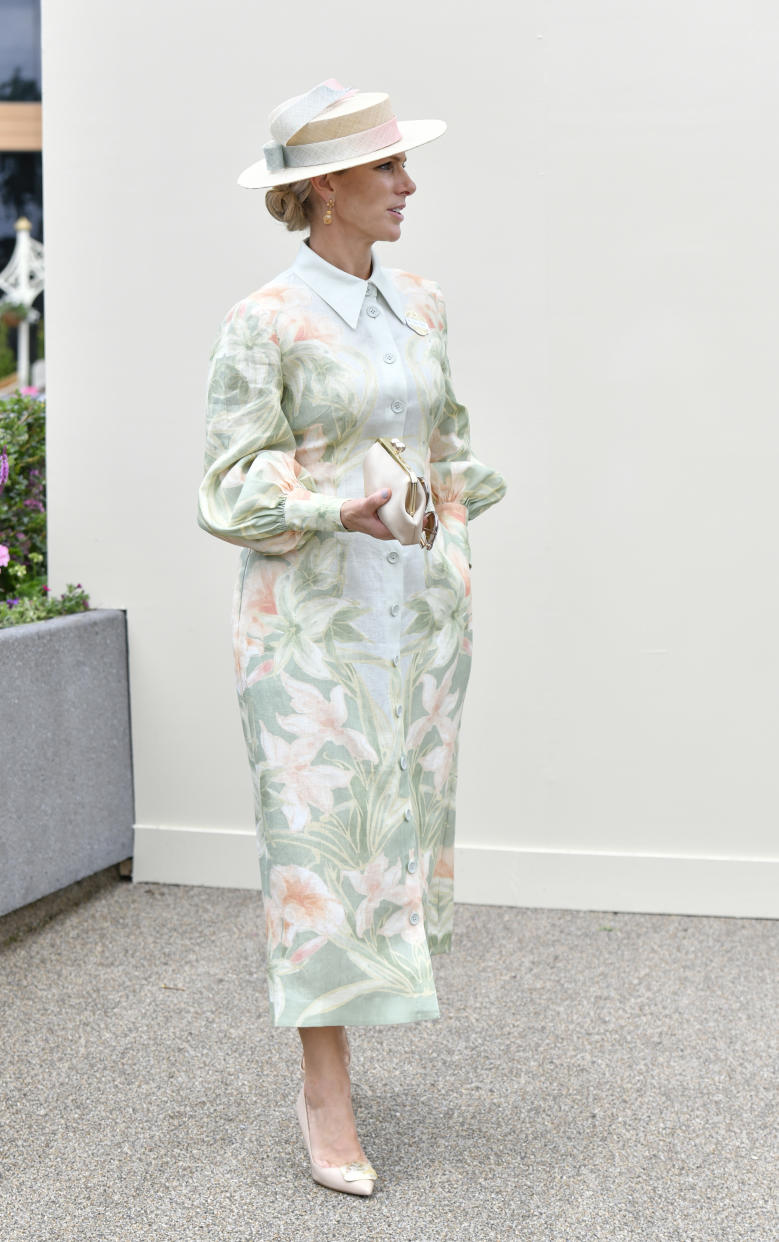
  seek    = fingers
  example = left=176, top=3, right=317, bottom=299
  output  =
left=365, top=488, right=391, bottom=513
left=366, top=517, right=394, bottom=540
left=363, top=490, right=393, bottom=539
left=340, top=492, right=396, bottom=540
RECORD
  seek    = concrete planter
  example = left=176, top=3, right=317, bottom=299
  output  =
left=0, top=609, right=134, bottom=916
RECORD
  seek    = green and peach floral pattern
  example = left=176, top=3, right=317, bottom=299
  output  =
left=199, top=244, right=506, bottom=1026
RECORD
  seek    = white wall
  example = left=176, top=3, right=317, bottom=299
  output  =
left=42, top=0, right=778, bottom=917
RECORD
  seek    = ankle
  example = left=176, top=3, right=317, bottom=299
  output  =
left=304, top=1073, right=352, bottom=1107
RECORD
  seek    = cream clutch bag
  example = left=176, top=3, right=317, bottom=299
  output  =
left=363, top=437, right=438, bottom=549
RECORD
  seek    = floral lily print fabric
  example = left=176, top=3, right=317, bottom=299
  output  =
left=198, top=242, right=506, bottom=1027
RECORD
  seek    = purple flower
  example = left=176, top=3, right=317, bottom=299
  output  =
left=0, top=448, right=8, bottom=492
left=42, top=585, right=50, bottom=593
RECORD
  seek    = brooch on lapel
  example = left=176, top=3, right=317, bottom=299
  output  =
left=405, top=314, right=429, bottom=336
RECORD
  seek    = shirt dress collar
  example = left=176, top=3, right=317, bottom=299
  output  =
left=293, top=241, right=407, bottom=329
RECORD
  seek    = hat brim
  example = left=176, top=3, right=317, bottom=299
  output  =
left=236, top=118, right=447, bottom=189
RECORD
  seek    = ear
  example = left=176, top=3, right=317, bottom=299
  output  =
left=310, top=173, right=337, bottom=203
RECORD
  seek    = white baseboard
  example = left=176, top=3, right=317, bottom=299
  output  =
left=132, top=825, right=778, bottom=919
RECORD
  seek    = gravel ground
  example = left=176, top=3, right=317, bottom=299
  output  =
left=0, top=871, right=775, bottom=1242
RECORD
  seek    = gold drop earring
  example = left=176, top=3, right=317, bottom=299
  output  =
left=323, top=197, right=335, bottom=225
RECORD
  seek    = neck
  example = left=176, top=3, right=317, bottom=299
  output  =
left=306, top=225, right=373, bottom=280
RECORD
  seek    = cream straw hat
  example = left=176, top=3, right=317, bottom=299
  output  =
left=237, top=79, right=446, bottom=188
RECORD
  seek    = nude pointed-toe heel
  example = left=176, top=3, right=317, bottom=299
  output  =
left=295, top=1084, right=377, bottom=1197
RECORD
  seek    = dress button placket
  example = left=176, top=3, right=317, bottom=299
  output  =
left=366, top=291, right=408, bottom=432
left=374, top=291, right=412, bottom=870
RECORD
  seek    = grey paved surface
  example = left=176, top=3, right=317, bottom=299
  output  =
left=0, top=871, right=776, bottom=1241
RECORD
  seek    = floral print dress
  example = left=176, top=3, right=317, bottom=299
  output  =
left=198, top=241, right=506, bottom=1027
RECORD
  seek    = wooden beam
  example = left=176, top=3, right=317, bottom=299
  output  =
left=0, top=103, right=42, bottom=152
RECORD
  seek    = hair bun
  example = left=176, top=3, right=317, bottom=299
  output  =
left=264, top=180, right=312, bottom=231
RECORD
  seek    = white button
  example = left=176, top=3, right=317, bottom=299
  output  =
left=387, top=550, right=399, bottom=564
left=383, top=352, right=396, bottom=364
left=399, top=755, right=408, bottom=770
left=409, top=911, right=420, bottom=925
left=391, top=399, right=405, bottom=414
left=366, top=304, right=380, bottom=318
left=390, top=603, right=400, bottom=616
left=407, top=859, right=418, bottom=874
left=395, top=705, right=403, bottom=717
left=392, top=654, right=400, bottom=667
left=404, top=807, right=412, bottom=820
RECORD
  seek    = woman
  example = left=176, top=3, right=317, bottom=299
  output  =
left=198, top=80, right=507, bottom=1197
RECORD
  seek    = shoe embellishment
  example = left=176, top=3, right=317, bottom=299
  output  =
left=342, top=1161, right=378, bottom=1182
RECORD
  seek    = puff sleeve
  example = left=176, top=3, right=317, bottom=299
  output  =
left=197, top=298, right=345, bottom=555
left=428, top=286, right=507, bottom=523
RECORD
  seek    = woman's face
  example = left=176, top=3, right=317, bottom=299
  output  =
left=326, top=154, right=417, bottom=244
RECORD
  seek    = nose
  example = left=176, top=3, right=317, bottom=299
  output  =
left=400, top=169, right=416, bottom=196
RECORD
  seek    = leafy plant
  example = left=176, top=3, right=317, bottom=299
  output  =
left=0, top=318, right=15, bottom=379
left=0, top=389, right=46, bottom=596
left=0, top=389, right=90, bottom=623
left=0, top=583, right=89, bottom=629
left=0, top=301, right=29, bottom=323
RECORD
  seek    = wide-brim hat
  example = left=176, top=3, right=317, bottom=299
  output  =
left=237, top=79, right=446, bottom=189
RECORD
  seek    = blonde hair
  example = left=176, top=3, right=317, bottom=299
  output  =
left=264, top=179, right=313, bottom=231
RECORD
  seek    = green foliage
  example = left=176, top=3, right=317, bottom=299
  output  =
left=0, top=390, right=90, bottom=624
left=0, top=583, right=90, bottom=629
left=0, top=318, right=15, bottom=379
left=0, top=301, right=29, bottom=322
left=0, top=390, right=46, bottom=595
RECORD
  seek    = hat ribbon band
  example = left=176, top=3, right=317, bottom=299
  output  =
left=270, top=79, right=356, bottom=145
left=263, top=117, right=402, bottom=174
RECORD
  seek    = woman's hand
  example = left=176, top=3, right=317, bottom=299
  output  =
left=340, top=489, right=395, bottom=540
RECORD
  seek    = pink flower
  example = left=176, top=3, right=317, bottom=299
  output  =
left=260, top=724, right=350, bottom=832
left=378, top=850, right=433, bottom=946
left=21, top=386, right=39, bottom=396
left=447, top=541, right=471, bottom=596
left=406, top=665, right=459, bottom=752
left=419, top=717, right=462, bottom=793
left=278, top=673, right=378, bottom=764
left=433, top=846, right=454, bottom=880
left=265, top=863, right=346, bottom=955
left=246, top=285, right=340, bottom=345
left=0, top=545, right=9, bottom=568
left=234, top=558, right=286, bottom=688
left=343, top=853, right=402, bottom=936
left=295, top=424, right=338, bottom=492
